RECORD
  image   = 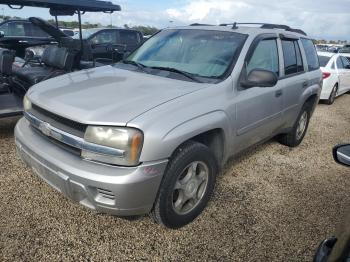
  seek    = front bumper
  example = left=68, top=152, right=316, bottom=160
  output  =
left=15, top=118, right=168, bottom=216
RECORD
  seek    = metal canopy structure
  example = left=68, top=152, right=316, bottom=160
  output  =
left=1, top=0, right=121, bottom=50
left=3, top=0, right=121, bottom=12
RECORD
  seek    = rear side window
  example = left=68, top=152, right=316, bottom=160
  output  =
left=336, top=57, right=344, bottom=69
left=341, top=56, right=350, bottom=69
left=301, top=39, right=320, bottom=71
left=27, top=23, right=49, bottom=38
left=281, top=40, right=304, bottom=75
left=246, top=39, right=279, bottom=76
left=318, top=56, right=331, bottom=67
left=119, top=30, right=141, bottom=46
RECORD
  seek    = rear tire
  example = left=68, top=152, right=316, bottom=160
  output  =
left=150, top=141, right=218, bottom=229
left=278, top=104, right=311, bottom=147
left=326, top=85, right=338, bottom=105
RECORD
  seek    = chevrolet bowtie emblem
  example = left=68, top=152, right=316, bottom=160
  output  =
left=39, top=122, right=51, bottom=137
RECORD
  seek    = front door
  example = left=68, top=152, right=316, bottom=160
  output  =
left=235, top=36, right=283, bottom=153
left=90, top=30, right=118, bottom=60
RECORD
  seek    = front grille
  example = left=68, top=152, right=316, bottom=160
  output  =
left=30, top=104, right=87, bottom=138
left=31, top=126, right=81, bottom=156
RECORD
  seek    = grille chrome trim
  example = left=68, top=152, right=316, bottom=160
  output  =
left=24, top=111, right=125, bottom=158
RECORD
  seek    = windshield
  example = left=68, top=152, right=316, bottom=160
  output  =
left=73, top=28, right=100, bottom=39
left=318, top=55, right=331, bottom=67
left=125, top=29, right=247, bottom=79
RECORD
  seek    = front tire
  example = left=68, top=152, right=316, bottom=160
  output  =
left=278, top=104, right=311, bottom=147
left=150, top=141, right=218, bottom=229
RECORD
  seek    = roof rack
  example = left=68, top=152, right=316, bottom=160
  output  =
left=204, top=22, right=307, bottom=36
left=189, top=23, right=214, bottom=26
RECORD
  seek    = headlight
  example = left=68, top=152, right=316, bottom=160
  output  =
left=23, top=95, right=32, bottom=111
left=82, top=126, right=143, bottom=166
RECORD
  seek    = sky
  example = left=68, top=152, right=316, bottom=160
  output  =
left=1, top=0, right=350, bottom=40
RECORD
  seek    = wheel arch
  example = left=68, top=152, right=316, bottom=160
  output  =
left=140, top=111, right=231, bottom=166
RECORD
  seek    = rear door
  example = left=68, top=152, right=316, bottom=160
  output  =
left=336, top=56, right=348, bottom=92
left=235, top=34, right=283, bottom=152
left=339, top=56, right=350, bottom=92
left=279, top=36, right=308, bottom=127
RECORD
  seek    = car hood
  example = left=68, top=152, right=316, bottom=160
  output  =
left=28, top=66, right=204, bottom=126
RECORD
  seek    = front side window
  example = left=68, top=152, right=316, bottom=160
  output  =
left=126, top=29, right=247, bottom=80
left=301, top=38, right=320, bottom=71
left=8, top=22, right=26, bottom=36
left=73, top=28, right=100, bottom=40
left=90, top=31, right=117, bottom=45
left=246, top=39, right=279, bottom=76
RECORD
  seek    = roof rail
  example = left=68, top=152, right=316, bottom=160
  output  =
left=220, top=22, right=307, bottom=36
left=189, top=23, right=214, bottom=26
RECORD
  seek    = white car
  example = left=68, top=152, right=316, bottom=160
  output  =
left=318, top=52, right=350, bottom=104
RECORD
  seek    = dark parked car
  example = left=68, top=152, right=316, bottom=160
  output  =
left=73, top=28, right=143, bottom=61
left=0, top=19, right=54, bottom=58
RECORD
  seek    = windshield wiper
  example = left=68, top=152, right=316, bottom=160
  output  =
left=149, top=66, right=202, bottom=83
left=122, top=60, right=147, bottom=72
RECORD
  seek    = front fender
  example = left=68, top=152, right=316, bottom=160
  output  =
left=139, top=110, right=231, bottom=162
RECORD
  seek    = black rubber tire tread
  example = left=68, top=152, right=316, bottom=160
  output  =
left=150, top=141, right=218, bottom=229
left=278, top=104, right=311, bottom=147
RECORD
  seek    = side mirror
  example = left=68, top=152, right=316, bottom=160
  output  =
left=313, top=237, right=338, bottom=262
left=241, top=69, right=278, bottom=88
left=0, top=31, right=5, bottom=38
left=333, top=144, right=350, bottom=166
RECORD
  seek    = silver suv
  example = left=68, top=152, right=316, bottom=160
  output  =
left=15, top=23, right=322, bottom=228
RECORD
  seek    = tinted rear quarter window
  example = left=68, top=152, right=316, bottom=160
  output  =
left=318, top=56, right=331, bottom=67
left=301, top=39, right=320, bottom=71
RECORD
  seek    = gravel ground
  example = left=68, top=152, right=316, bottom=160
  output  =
left=1, top=95, right=350, bottom=261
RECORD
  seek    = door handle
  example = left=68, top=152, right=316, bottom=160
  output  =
left=302, top=81, right=309, bottom=88
left=275, top=90, right=283, bottom=97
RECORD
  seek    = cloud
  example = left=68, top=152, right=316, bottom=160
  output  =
left=5, top=0, right=348, bottom=40
left=163, top=0, right=350, bottom=40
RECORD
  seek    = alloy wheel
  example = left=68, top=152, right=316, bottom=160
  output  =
left=172, top=161, right=209, bottom=215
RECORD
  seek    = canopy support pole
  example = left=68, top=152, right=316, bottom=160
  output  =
left=77, top=10, right=83, bottom=51
left=54, top=15, right=58, bottom=29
